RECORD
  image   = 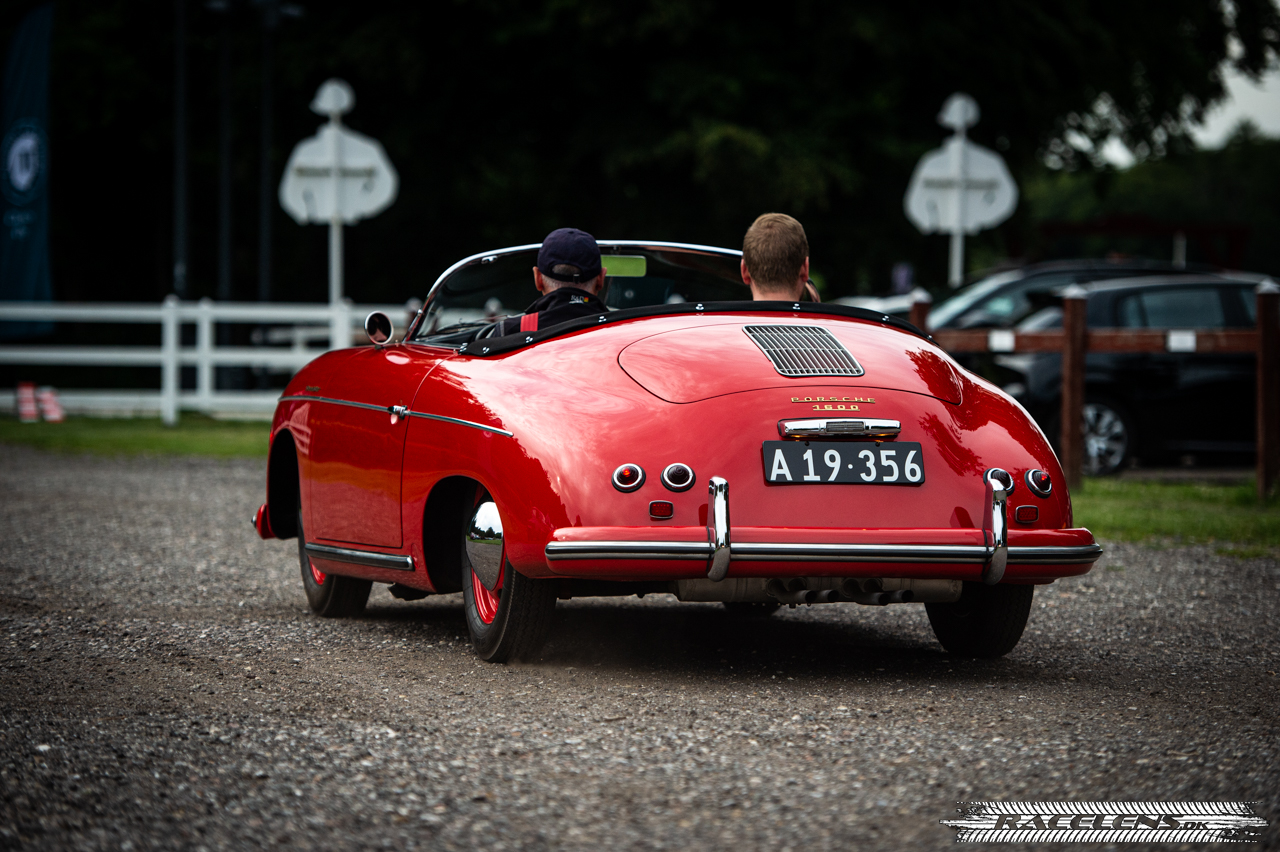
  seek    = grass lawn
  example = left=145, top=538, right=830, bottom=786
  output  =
left=0, top=415, right=269, bottom=458
left=3, top=416, right=1276, bottom=551
left=1073, top=477, right=1280, bottom=554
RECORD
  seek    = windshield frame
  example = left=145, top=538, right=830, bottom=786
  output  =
left=407, top=240, right=745, bottom=340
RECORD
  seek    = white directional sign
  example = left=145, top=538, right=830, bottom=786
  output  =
left=904, top=93, right=1017, bottom=286
left=279, top=80, right=399, bottom=309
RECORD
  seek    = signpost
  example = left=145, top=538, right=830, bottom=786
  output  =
left=904, top=93, right=1017, bottom=287
left=279, top=79, right=398, bottom=344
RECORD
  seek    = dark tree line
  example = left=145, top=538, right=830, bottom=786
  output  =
left=3, top=0, right=1277, bottom=304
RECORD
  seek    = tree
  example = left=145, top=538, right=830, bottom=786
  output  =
left=4, top=0, right=1276, bottom=302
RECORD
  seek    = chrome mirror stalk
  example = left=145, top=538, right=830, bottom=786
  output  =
left=706, top=476, right=731, bottom=581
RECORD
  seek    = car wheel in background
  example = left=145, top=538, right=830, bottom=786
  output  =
left=1081, top=398, right=1132, bottom=476
left=924, top=582, right=1034, bottom=658
left=722, top=602, right=781, bottom=617
left=297, top=510, right=372, bottom=617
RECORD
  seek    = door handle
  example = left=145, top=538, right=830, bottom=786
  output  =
left=389, top=405, right=408, bottom=424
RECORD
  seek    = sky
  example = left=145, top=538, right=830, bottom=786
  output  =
left=1102, top=65, right=1280, bottom=166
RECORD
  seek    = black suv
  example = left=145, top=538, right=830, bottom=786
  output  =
left=997, top=274, right=1266, bottom=474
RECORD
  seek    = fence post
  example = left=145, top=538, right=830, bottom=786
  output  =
left=1060, top=285, right=1087, bottom=489
left=161, top=295, right=180, bottom=426
left=1258, top=280, right=1280, bottom=500
left=329, top=299, right=349, bottom=351
left=909, top=288, right=932, bottom=332
left=196, top=298, right=214, bottom=411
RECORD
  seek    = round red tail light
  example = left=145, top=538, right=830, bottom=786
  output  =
left=1025, top=469, right=1053, bottom=497
left=612, top=463, right=645, bottom=492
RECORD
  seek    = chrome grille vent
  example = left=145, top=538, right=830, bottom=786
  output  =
left=743, top=325, right=864, bottom=378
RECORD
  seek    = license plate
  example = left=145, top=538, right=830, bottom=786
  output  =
left=762, top=441, right=926, bottom=485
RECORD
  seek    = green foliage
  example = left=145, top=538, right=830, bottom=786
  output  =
left=2, top=0, right=1274, bottom=304
left=0, top=415, right=269, bottom=458
left=1024, top=127, right=1280, bottom=274
left=1073, top=477, right=1280, bottom=549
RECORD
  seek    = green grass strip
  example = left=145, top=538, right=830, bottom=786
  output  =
left=1074, top=477, right=1280, bottom=550
left=0, top=415, right=269, bottom=458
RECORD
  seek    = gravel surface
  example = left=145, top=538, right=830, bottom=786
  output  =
left=1, top=446, right=1277, bottom=850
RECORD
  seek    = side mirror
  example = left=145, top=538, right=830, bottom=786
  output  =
left=364, top=311, right=393, bottom=347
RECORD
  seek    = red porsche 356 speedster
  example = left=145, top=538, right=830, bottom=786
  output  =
left=254, top=241, right=1101, bottom=661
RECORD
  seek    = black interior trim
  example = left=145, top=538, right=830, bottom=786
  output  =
left=429, top=301, right=932, bottom=357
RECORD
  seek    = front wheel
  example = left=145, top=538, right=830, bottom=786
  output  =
left=925, top=582, right=1034, bottom=658
left=297, top=510, right=372, bottom=618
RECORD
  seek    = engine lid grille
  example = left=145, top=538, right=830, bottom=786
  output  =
left=743, top=325, right=864, bottom=378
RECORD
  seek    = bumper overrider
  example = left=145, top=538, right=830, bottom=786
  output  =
left=545, top=471, right=1102, bottom=584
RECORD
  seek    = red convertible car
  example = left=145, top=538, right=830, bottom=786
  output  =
left=254, top=241, right=1101, bottom=661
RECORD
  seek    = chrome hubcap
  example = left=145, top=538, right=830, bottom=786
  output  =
left=1082, top=403, right=1127, bottom=475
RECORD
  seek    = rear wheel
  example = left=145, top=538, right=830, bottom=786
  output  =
left=297, top=510, right=372, bottom=617
left=461, top=490, right=557, bottom=662
left=462, top=555, right=557, bottom=662
left=925, top=582, right=1034, bottom=658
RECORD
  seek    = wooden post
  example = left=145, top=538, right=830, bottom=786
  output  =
left=909, top=289, right=932, bottom=332
left=1258, top=280, right=1280, bottom=500
left=1060, top=286, right=1087, bottom=488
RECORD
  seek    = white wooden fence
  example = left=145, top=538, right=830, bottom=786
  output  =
left=0, top=296, right=419, bottom=424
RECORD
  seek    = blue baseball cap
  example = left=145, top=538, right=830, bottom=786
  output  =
left=537, top=228, right=602, bottom=283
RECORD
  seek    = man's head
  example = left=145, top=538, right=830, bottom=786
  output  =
left=741, top=213, right=810, bottom=300
left=533, top=227, right=606, bottom=295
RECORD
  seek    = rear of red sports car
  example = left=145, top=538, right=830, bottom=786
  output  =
left=259, top=242, right=1100, bottom=663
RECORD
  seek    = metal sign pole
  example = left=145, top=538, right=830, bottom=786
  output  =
left=328, top=110, right=343, bottom=306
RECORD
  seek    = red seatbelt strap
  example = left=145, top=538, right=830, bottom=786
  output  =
left=520, top=313, right=539, bottom=333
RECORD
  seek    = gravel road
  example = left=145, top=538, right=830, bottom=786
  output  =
left=1, top=447, right=1277, bottom=850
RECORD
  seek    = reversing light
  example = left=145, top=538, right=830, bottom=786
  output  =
left=612, top=463, right=645, bottom=492
left=649, top=501, right=674, bottom=519
left=661, top=462, right=695, bottom=492
left=984, top=468, right=1015, bottom=494
left=1025, top=469, right=1053, bottom=497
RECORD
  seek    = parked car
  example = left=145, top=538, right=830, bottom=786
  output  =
left=253, top=241, right=1101, bottom=661
left=927, top=258, right=1206, bottom=332
left=998, top=274, right=1264, bottom=475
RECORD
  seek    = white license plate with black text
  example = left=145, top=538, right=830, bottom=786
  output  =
left=762, top=441, right=925, bottom=485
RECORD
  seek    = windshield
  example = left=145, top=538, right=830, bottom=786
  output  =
left=415, top=242, right=748, bottom=342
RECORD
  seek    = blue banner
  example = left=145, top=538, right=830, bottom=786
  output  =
left=1, top=3, right=53, bottom=339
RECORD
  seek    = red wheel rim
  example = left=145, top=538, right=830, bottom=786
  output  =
left=472, top=563, right=503, bottom=625
left=310, top=560, right=327, bottom=585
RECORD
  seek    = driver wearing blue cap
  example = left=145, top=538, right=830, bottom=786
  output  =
left=490, top=227, right=609, bottom=336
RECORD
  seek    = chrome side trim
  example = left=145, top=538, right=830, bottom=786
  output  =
left=544, top=540, right=1103, bottom=566
left=404, top=411, right=514, bottom=437
left=305, top=542, right=414, bottom=571
left=706, top=477, right=731, bottom=581
left=281, top=394, right=388, bottom=414
left=279, top=395, right=513, bottom=437
left=779, top=418, right=901, bottom=439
